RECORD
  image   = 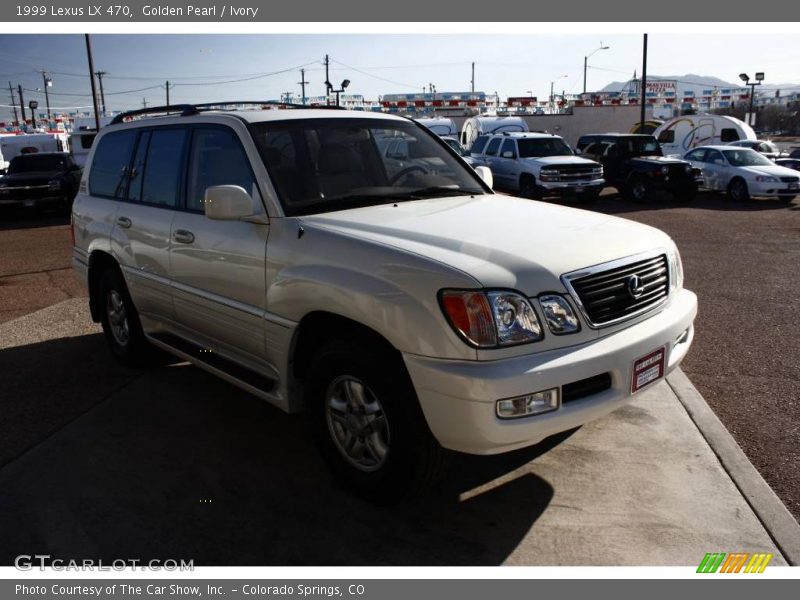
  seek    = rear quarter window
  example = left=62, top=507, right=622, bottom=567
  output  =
left=89, top=130, right=138, bottom=199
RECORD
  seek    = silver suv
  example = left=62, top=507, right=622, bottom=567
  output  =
left=472, top=132, right=604, bottom=200
left=72, top=103, right=696, bottom=500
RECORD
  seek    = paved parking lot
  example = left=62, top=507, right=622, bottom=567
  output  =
left=0, top=189, right=798, bottom=560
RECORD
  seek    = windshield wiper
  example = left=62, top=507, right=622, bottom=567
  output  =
left=387, top=186, right=484, bottom=200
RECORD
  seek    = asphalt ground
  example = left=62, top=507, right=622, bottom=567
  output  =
left=0, top=190, right=798, bottom=526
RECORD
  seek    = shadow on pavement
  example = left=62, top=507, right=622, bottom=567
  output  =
left=592, top=190, right=796, bottom=214
left=0, top=210, right=70, bottom=231
left=0, top=334, right=565, bottom=565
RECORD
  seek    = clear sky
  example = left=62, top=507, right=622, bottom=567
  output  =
left=1, top=33, right=798, bottom=120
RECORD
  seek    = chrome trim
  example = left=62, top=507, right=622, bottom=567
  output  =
left=560, top=248, right=670, bottom=330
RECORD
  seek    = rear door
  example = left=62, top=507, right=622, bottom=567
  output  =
left=103, top=127, right=183, bottom=324
left=168, top=125, right=269, bottom=368
left=482, top=136, right=503, bottom=177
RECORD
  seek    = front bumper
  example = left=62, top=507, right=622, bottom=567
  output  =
left=748, top=180, right=798, bottom=198
left=0, top=190, right=67, bottom=208
left=538, top=178, right=605, bottom=196
left=404, top=288, right=697, bottom=455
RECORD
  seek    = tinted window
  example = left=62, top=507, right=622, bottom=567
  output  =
left=518, top=138, right=572, bottom=158
left=140, top=128, right=187, bottom=208
left=720, top=128, right=740, bottom=142
left=685, top=149, right=707, bottom=162
left=470, top=135, right=490, bottom=154
left=658, top=130, right=675, bottom=143
left=80, top=134, right=96, bottom=149
left=187, top=127, right=256, bottom=213
left=706, top=150, right=726, bottom=165
left=576, top=136, right=595, bottom=151
left=484, top=137, right=501, bottom=156
left=722, top=149, right=774, bottom=167
left=89, top=130, right=137, bottom=198
left=8, top=154, right=68, bottom=174
left=500, top=139, right=517, bottom=158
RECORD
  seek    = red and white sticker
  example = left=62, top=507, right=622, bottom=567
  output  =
left=631, top=346, right=667, bottom=393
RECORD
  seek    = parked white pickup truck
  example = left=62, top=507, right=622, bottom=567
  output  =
left=72, top=104, right=696, bottom=500
left=471, top=132, right=605, bottom=200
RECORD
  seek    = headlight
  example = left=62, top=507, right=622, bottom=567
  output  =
left=48, top=179, right=61, bottom=189
left=539, top=168, right=559, bottom=182
left=755, top=175, right=778, bottom=182
left=660, top=166, right=669, bottom=175
left=668, top=244, right=684, bottom=290
left=538, top=295, right=580, bottom=334
left=440, top=289, right=543, bottom=348
left=684, top=164, right=691, bottom=173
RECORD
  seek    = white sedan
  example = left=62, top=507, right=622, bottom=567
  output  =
left=684, top=145, right=799, bottom=201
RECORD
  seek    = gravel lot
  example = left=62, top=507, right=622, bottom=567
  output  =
left=1, top=193, right=798, bottom=521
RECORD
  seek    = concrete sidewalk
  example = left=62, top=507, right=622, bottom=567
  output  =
left=0, top=299, right=797, bottom=565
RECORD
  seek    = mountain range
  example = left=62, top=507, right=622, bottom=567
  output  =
left=600, top=74, right=800, bottom=96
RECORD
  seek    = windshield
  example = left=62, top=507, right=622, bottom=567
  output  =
left=9, top=154, right=68, bottom=174
left=517, top=138, right=573, bottom=158
left=249, top=118, right=486, bottom=216
left=723, top=149, right=774, bottom=167
left=625, top=137, right=661, bottom=155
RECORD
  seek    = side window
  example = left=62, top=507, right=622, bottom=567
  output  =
left=88, top=130, right=137, bottom=199
left=707, top=150, right=725, bottom=165
left=500, top=139, right=517, bottom=158
left=576, top=137, right=593, bottom=152
left=140, top=128, right=188, bottom=208
left=187, top=127, right=257, bottom=213
left=470, top=135, right=489, bottom=155
left=126, top=130, right=151, bottom=203
left=720, top=128, right=740, bottom=142
left=658, top=130, right=675, bottom=144
left=484, top=137, right=501, bottom=156
left=685, top=149, right=706, bottom=162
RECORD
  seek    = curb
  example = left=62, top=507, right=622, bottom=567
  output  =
left=667, top=368, right=800, bottom=566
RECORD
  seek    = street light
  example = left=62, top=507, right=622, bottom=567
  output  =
left=583, top=42, right=610, bottom=94
left=550, top=75, right=568, bottom=112
left=28, top=100, right=39, bottom=130
left=739, top=72, right=764, bottom=127
left=333, top=78, right=350, bottom=107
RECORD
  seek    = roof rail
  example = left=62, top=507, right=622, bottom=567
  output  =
left=109, top=104, right=198, bottom=125
left=192, top=100, right=345, bottom=111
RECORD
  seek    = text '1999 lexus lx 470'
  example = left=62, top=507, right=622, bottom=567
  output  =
left=72, top=103, right=697, bottom=501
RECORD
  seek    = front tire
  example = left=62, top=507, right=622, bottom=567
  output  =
left=728, top=178, right=750, bottom=202
left=519, top=175, right=539, bottom=199
left=627, top=175, right=652, bottom=203
left=306, top=339, right=447, bottom=502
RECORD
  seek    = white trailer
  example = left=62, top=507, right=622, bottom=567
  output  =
left=414, top=117, right=459, bottom=137
left=461, top=116, right=529, bottom=150
left=654, top=114, right=756, bottom=156
left=0, top=132, right=70, bottom=165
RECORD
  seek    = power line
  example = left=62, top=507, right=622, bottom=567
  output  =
left=171, top=61, right=319, bottom=87
left=329, top=59, right=418, bottom=90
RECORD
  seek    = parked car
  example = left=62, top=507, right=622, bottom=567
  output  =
left=788, top=148, right=800, bottom=159
left=726, top=139, right=784, bottom=160
left=683, top=145, right=799, bottom=201
left=73, top=104, right=696, bottom=500
left=440, top=136, right=479, bottom=168
left=576, top=134, right=698, bottom=202
left=775, top=158, right=800, bottom=172
left=0, top=152, right=82, bottom=213
left=470, top=132, right=604, bottom=200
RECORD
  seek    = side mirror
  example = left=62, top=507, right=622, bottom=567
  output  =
left=204, top=185, right=257, bottom=221
left=475, top=165, right=493, bottom=189
left=574, top=148, right=583, bottom=155
left=501, top=151, right=515, bottom=159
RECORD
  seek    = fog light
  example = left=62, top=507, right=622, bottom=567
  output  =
left=496, top=388, right=559, bottom=419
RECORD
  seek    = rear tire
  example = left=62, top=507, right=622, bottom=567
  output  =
left=98, top=269, right=152, bottom=365
left=306, top=339, right=448, bottom=503
left=519, top=175, right=539, bottom=199
left=728, top=178, right=750, bottom=202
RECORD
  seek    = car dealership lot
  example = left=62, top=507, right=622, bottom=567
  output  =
left=0, top=189, right=798, bottom=563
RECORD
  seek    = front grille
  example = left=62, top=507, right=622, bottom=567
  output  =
left=567, top=254, right=669, bottom=326
left=553, top=165, right=602, bottom=181
left=780, top=176, right=799, bottom=183
left=562, top=373, right=612, bottom=403
left=668, top=164, right=689, bottom=178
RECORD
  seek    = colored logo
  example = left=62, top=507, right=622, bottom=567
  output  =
left=697, top=552, right=773, bottom=573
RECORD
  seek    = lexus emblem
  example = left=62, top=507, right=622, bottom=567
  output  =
left=627, top=275, right=645, bottom=298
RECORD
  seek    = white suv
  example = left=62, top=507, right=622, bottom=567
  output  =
left=472, top=132, right=604, bottom=200
left=72, top=104, right=696, bottom=500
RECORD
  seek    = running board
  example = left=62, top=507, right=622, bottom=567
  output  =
left=148, top=332, right=277, bottom=397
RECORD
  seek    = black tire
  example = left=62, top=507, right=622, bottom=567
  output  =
left=98, top=268, right=152, bottom=365
left=519, top=175, right=539, bottom=199
left=627, top=175, right=652, bottom=203
left=306, top=339, right=448, bottom=502
left=728, top=178, right=750, bottom=202
left=581, top=190, right=601, bottom=203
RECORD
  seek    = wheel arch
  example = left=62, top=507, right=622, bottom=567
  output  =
left=87, top=250, right=122, bottom=322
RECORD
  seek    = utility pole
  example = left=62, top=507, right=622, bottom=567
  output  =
left=471, top=62, right=475, bottom=93
left=142, top=97, right=148, bottom=108
left=165, top=81, right=170, bottom=107
left=640, top=33, right=648, bottom=134
left=17, top=85, right=27, bottom=124
left=40, top=71, right=52, bottom=123
left=7, top=81, right=18, bottom=123
left=324, top=55, right=332, bottom=106
left=298, top=68, right=308, bottom=105
left=95, top=71, right=107, bottom=116
left=84, top=34, right=101, bottom=131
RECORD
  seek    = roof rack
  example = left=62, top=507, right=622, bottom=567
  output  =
left=110, top=100, right=344, bottom=125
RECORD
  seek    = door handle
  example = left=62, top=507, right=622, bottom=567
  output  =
left=173, top=229, right=195, bottom=244
left=116, top=216, right=132, bottom=229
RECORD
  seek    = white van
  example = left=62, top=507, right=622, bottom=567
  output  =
left=654, top=114, right=756, bottom=157
left=414, top=117, right=458, bottom=137
left=461, top=116, right=529, bottom=150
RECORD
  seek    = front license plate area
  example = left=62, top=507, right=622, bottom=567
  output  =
left=631, top=346, right=667, bottom=393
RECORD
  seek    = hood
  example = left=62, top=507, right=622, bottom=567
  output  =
left=521, top=155, right=599, bottom=166
left=738, top=165, right=799, bottom=179
left=299, top=194, right=672, bottom=294
left=631, top=155, right=686, bottom=165
left=0, top=170, right=64, bottom=183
